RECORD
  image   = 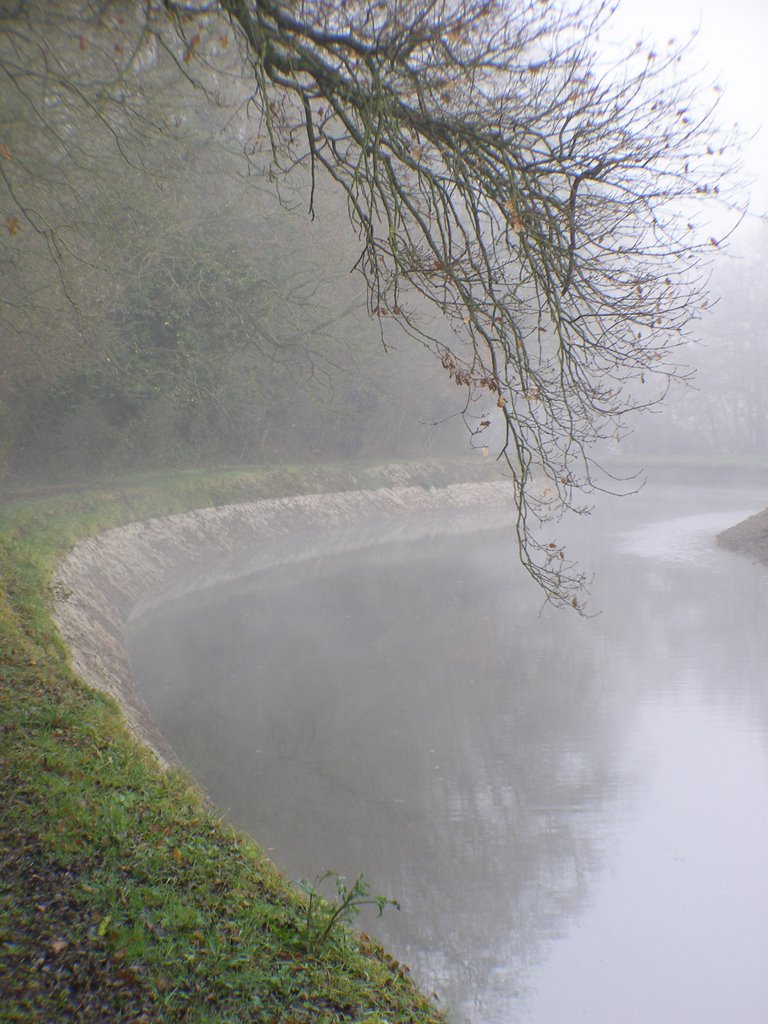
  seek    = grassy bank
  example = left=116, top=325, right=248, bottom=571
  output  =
left=0, top=463, right=468, bottom=1024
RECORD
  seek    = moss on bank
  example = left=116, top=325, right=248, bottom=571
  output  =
left=0, top=462, right=477, bottom=1024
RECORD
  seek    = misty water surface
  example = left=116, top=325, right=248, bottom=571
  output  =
left=127, top=480, right=768, bottom=1023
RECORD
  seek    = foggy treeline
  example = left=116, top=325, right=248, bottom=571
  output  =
left=0, top=153, right=466, bottom=480
left=0, top=6, right=465, bottom=482
left=1, top=2, right=763, bottom=489
left=620, top=222, right=768, bottom=459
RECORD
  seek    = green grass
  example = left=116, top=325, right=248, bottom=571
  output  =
left=0, top=463, right=459, bottom=1024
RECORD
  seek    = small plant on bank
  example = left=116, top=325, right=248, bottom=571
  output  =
left=294, top=872, right=400, bottom=954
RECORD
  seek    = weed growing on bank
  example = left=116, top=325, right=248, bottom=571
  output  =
left=291, top=873, right=401, bottom=955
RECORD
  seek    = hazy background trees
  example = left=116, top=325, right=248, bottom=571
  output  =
left=0, top=0, right=747, bottom=600
left=1, top=147, right=465, bottom=476
left=614, top=218, right=768, bottom=460
left=0, top=2, right=465, bottom=478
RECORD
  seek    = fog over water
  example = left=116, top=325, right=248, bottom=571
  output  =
left=127, top=479, right=768, bottom=1023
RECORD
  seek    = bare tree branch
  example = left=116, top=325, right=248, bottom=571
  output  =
left=1, top=0, right=743, bottom=606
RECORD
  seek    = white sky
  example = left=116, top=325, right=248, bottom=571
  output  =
left=606, top=0, right=768, bottom=224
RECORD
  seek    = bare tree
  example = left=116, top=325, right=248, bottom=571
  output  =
left=1, top=0, right=740, bottom=604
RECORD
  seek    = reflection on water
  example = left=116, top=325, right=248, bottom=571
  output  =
left=126, top=482, right=768, bottom=1023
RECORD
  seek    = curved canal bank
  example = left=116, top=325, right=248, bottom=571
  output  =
left=122, top=479, right=768, bottom=1023
left=5, top=460, right=767, bottom=1023
left=5, top=459, right=509, bottom=1024
left=53, top=475, right=516, bottom=765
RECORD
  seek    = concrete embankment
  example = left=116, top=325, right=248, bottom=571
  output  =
left=54, top=477, right=517, bottom=765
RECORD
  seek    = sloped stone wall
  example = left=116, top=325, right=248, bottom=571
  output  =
left=54, top=480, right=517, bottom=764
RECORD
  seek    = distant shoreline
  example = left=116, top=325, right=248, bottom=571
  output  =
left=716, top=505, right=768, bottom=564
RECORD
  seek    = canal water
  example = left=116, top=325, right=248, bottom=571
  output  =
left=126, top=480, right=768, bottom=1023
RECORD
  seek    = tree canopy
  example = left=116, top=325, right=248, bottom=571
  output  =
left=0, top=0, right=739, bottom=604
